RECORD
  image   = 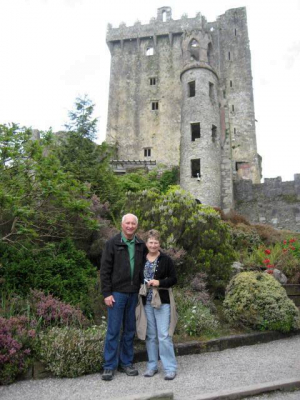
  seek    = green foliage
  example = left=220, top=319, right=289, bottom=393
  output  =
left=124, top=187, right=235, bottom=293
left=38, top=324, right=106, bottom=378
left=223, top=271, right=300, bottom=332
left=0, top=239, right=97, bottom=315
left=229, top=224, right=262, bottom=253
left=65, top=95, right=98, bottom=140
left=0, top=124, right=98, bottom=244
left=174, top=288, right=219, bottom=337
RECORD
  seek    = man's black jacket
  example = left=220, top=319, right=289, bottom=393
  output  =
left=100, top=233, right=146, bottom=299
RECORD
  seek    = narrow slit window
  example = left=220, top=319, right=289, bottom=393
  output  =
left=150, top=77, right=156, bottom=86
left=144, top=148, right=151, bottom=157
left=212, top=125, right=217, bottom=142
left=191, top=159, right=201, bottom=178
left=151, top=101, right=159, bottom=111
left=223, top=90, right=226, bottom=99
left=230, top=80, right=233, bottom=88
left=235, top=29, right=237, bottom=36
left=146, top=47, right=154, bottom=56
left=209, top=82, right=214, bottom=101
left=191, top=123, right=200, bottom=141
left=188, top=81, right=196, bottom=97
left=232, top=104, right=235, bottom=112
left=228, top=51, right=231, bottom=60
left=234, top=128, right=237, bottom=135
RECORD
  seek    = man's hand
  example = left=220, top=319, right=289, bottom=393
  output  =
left=104, top=295, right=115, bottom=307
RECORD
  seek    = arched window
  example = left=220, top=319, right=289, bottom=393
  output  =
left=190, top=39, right=199, bottom=48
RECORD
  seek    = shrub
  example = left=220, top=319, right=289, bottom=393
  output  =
left=0, top=316, right=37, bottom=385
left=124, top=187, right=235, bottom=294
left=229, top=223, right=262, bottom=253
left=223, top=271, right=300, bottom=332
left=38, top=324, right=106, bottom=378
left=0, top=239, right=97, bottom=315
left=174, top=288, right=219, bottom=337
left=29, top=290, right=88, bottom=328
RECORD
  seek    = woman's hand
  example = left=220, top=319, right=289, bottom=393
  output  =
left=148, top=279, right=160, bottom=287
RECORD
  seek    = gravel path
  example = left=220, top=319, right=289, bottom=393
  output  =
left=0, top=336, right=299, bottom=400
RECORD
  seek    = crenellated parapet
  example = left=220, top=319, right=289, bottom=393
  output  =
left=234, top=175, right=300, bottom=232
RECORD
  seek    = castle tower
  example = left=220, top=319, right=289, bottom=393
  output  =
left=180, top=28, right=222, bottom=206
left=105, top=7, right=261, bottom=208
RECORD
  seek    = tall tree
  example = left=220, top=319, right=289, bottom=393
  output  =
left=0, top=124, right=99, bottom=245
left=65, top=94, right=98, bottom=140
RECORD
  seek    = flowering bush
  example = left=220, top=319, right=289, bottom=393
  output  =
left=241, top=238, right=300, bottom=283
left=224, top=272, right=300, bottom=332
left=174, top=288, right=219, bottom=337
left=29, top=290, right=88, bottom=328
left=0, top=316, right=37, bottom=385
left=38, top=324, right=106, bottom=378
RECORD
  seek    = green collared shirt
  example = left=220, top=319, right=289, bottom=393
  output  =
left=121, top=233, right=135, bottom=279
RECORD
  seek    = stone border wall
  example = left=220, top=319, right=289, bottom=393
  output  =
left=234, top=174, right=300, bottom=232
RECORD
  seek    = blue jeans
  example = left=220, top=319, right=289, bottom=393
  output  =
left=145, top=303, right=177, bottom=372
left=103, top=292, right=138, bottom=370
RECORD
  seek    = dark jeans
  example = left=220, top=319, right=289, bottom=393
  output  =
left=103, top=292, right=138, bottom=370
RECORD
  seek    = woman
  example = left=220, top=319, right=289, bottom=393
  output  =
left=141, top=229, right=177, bottom=380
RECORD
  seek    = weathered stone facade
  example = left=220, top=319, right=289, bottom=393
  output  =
left=106, top=6, right=261, bottom=208
left=234, top=175, right=300, bottom=232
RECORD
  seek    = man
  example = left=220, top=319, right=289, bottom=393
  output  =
left=100, top=213, right=146, bottom=381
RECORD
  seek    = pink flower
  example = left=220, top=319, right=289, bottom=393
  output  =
left=264, top=249, right=271, bottom=255
left=263, top=259, right=270, bottom=265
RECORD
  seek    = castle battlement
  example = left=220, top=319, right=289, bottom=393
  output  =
left=234, top=175, right=300, bottom=232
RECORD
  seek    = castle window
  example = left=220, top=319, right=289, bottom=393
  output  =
left=232, top=104, right=235, bottom=112
left=223, top=90, right=226, bottom=99
left=191, top=39, right=199, bottom=48
left=162, top=11, right=167, bottom=22
left=188, top=81, right=196, bottom=97
left=234, top=128, right=237, bottom=135
left=150, top=77, right=156, bottom=86
left=236, top=161, right=248, bottom=171
left=209, top=82, right=215, bottom=101
left=191, top=159, right=201, bottom=178
left=228, top=51, right=231, bottom=60
left=144, top=148, right=151, bottom=157
left=191, top=123, right=200, bottom=141
left=235, top=29, right=237, bottom=36
left=207, top=42, right=213, bottom=64
left=212, top=125, right=217, bottom=142
left=230, top=80, right=233, bottom=88
left=146, top=47, right=154, bottom=56
left=151, top=101, right=159, bottom=110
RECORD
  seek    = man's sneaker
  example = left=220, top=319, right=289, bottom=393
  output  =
left=164, top=371, right=176, bottom=380
left=102, top=369, right=114, bottom=381
left=118, top=364, right=139, bottom=376
left=144, top=369, right=158, bottom=377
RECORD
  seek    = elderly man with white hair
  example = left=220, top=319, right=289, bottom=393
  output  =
left=100, top=213, right=146, bottom=381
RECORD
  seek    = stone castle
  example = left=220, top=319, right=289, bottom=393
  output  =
left=105, top=7, right=300, bottom=231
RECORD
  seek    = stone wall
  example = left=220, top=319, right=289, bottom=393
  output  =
left=234, top=175, right=300, bottom=232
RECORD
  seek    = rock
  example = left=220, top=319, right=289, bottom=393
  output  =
left=273, top=269, right=288, bottom=284
left=231, top=262, right=244, bottom=275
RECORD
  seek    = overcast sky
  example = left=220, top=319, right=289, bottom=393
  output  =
left=1, top=0, right=300, bottom=181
